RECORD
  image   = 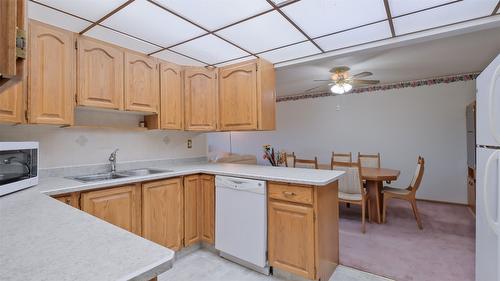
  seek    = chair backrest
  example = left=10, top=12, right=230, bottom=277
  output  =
left=358, top=152, right=381, bottom=168
left=331, top=152, right=352, bottom=168
left=284, top=152, right=296, bottom=167
left=333, top=160, right=364, bottom=195
left=295, top=156, right=318, bottom=169
left=408, top=156, right=425, bottom=194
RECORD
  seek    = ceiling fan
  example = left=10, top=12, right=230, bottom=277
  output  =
left=308, top=66, right=380, bottom=94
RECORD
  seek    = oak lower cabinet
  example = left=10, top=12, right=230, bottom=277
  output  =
left=77, top=36, right=124, bottom=110
left=218, top=59, right=275, bottom=131
left=0, top=81, right=24, bottom=124
left=53, top=192, right=80, bottom=209
left=28, top=20, right=75, bottom=125
left=200, top=174, right=215, bottom=244
left=268, top=181, right=339, bottom=281
left=142, top=178, right=184, bottom=251
left=159, top=61, right=183, bottom=130
left=183, top=175, right=202, bottom=246
left=80, top=184, right=142, bottom=236
left=124, top=52, right=159, bottom=113
left=184, top=68, right=218, bottom=131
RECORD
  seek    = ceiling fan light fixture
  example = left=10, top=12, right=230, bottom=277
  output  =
left=331, top=83, right=352, bottom=94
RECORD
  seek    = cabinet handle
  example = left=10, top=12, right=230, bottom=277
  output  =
left=65, top=198, right=71, bottom=204
left=283, top=191, right=296, bottom=197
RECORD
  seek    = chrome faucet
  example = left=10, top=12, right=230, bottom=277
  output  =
left=109, top=149, right=119, bottom=173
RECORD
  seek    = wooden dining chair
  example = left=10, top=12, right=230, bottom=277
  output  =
left=334, top=159, right=371, bottom=233
left=382, top=156, right=425, bottom=229
left=295, top=156, right=319, bottom=169
left=331, top=152, right=352, bottom=168
left=358, top=152, right=381, bottom=168
left=284, top=152, right=296, bottom=168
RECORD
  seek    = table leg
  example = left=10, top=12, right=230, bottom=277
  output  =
left=365, top=180, right=382, bottom=223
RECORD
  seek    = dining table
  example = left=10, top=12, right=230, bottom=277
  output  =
left=318, top=164, right=400, bottom=224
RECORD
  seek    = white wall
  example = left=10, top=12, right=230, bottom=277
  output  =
left=208, top=81, right=476, bottom=204
left=0, top=110, right=206, bottom=168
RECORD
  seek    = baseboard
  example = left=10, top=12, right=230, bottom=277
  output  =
left=416, top=198, right=468, bottom=207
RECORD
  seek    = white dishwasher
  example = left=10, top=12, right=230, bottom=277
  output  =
left=215, top=175, right=269, bottom=275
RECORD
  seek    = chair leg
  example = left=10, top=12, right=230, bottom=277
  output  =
left=410, top=199, right=423, bottom=230
left=382, top=195, right=388, bottom=223
left=361, top=200, right=366, bottom=233
left=367, top=199, right=372, bottom=222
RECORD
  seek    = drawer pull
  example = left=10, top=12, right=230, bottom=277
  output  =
left=65, top=199, right=71, bottom=204
left=283, top=191, right=296, bottom=197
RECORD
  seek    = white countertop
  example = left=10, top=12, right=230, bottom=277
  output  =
left=0, top=162, right=343, bottom=281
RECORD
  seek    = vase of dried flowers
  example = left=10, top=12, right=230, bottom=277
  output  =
left=262, top=145, right=286, bottom=166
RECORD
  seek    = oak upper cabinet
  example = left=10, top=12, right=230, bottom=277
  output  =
left=28, top=20, right=75, bottom=125
left=159, top=61, right=183, bottom=130
left=200, top=174, right=215, bottom=244
left=142, top=178, right=184, bottom=251
left=184, top=67, right=217, bottom=131
left=183, top=175, right=202, bottom=246
left=77, top=36, right=124, bottom=110
left=0, top=81, right=24, bottom=124
left=124, top=52, right=159, bottom=113
left=218, top=59, right=276, bottom=131
left=81, top=184, right=142, bottom=236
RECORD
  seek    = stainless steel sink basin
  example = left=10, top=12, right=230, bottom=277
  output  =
left=120, top=168, right=173, bottom=177
left=68, top=172, right=129, bottom=183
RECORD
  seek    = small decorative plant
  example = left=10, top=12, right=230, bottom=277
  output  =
left=263, top=145, right=286, bottom=166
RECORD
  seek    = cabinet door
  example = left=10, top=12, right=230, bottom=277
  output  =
left=77, top=37, right=123, bottom=110
left=0, top=81, right=24, bottom=124
left=268, top=200, right=315, bottom=279
left=184, top=68, right=217, bottom=131
left=142, top=178, right=183, bottom=251
left=29, top=20, right=75, bottom=125
left=53, top=193, right=80, bottom=209
left=124, top=52, right=159, bottom=113
left=81, top=184, right=141, bottom=235
left=200, top=174, right=215, bottom=244
left=219, top=61, right=257, bottom=131
left=160, top=62, right=183, bottom=130
left=183, top=175, right=201, bottom=246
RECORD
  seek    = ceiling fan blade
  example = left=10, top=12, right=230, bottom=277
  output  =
left=305, top=84, right=332, bottom=92
left=351, top=71, right=372, bottom=78
left=313, top=79, right=332, bottom=82
left=352, top=79, right=380, bottom=85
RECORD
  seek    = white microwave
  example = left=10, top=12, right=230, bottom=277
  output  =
left=0, top=142, right=39, bottom=196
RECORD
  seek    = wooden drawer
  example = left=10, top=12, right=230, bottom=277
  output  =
left=268, top=182, right=313, bottom=205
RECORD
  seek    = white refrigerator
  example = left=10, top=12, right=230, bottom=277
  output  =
left=476, top=53, right=500, bottom=281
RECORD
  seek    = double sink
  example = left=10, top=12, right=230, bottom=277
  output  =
left=68, top=168, right=173, bottom=183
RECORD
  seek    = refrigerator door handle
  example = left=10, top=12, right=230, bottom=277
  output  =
left=488, top=63, right=500, bottom=144
left=483, top=150, right=500, bottom=235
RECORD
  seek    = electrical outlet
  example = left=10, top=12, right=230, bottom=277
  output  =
left=187, top=139, right=192, bottom=149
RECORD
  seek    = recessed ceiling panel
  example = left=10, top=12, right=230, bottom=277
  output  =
left=33, top=0, right=128, bottom=21
left=102, top=0, right=205, bottom=47
left=216, top=11, right=307, bottom=53
left=389, top=0, right=453, bottom=17
left=393, top=0, right=498, bottom=35
left=28, top=1, right=91, bottom=32
left=314, top=21, right=392, bottom=52
left=281, top=0, right=387, bottom=38
left=153, top=49, right=206, bottom=66
left=259, top=41, right=321, bottom=64
left=171, top=34, right=249, bottom=65
left=152, top=0, right=272, bottom=30
left=214, top=55, right=257, bottom=67
left=86, top=25, right=160, bottom=54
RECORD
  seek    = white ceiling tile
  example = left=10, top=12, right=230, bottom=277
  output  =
left=152, top=49, right=206, bottom=66
left=214, top=55, right=257, bottom=67
left=85, top=25, right=160, bottom=54
left=216, top=11, right=307, bottom=53
left=259, top=41, right=321, bottom=63
left=281, top=0, right=388, bottom=38
left=33, top=0, right=128, bottom=21
left=152, top=0, right=272, bottom=30
left=314, top=21, right=392, bottom=51
left=171, top=34, right=249, bottom=65
left=389, top=0, right=452, bottom=17
left=102, top=0, right=206, bottom=47
left=28, top=1, right=91, bottom=32
left=393, top=0, right=498, bottom=35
